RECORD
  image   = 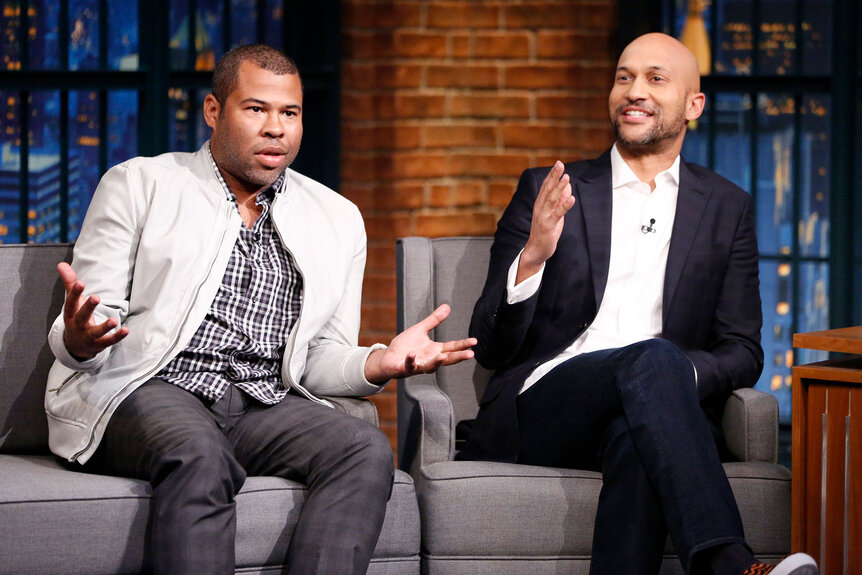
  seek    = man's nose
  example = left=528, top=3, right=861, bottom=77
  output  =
left=261, top=112, right=285, bottom=138
left=626, top=77, right=649, bottom=101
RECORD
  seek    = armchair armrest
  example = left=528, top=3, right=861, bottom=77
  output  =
left=721, top=387, right=779, bottom=464
left=326, top=396, right=379, bottom=427
left=398, top=374, right=456, bottom=476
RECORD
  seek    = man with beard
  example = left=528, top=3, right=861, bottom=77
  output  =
left=457, top=33, right=817, bottom=575
left=46, top=44, right=475, bottom=574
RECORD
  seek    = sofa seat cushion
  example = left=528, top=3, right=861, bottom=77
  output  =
left=417, top=460, right=790, bottom=561
left=0, top=454, right=419, bottom=574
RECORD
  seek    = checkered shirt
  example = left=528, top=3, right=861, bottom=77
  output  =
left=157, top=150, right=302, bottom=405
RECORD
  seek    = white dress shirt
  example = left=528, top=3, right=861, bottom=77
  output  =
left=508, top=145, right=681, bottom=393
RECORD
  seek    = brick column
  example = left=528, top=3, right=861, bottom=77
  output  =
left=341, top=0, right=619, bottom=451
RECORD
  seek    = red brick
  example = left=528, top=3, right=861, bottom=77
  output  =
left=342, top=63, right=423, bottom=90
left=363, top=272, right=397, bottom=301
left=364, top=214, right=413, bottom=241
left=536, top=30, right=614, bottom=59
left=343, top=31, right=396, bottom=59
left=450, top=94, right=531, bottom=118
left=489, top=181, right=516, bottom=207
left=340, top=93, right=395, bottom=121
left=343, top=2, right=422, bottom=29
left=426, top=3, right=500, bottom=28
left=390, top=152, right=451, bottom=179
left=504, top=4, right=617, bottom=30
left=395, top=31, right=449, bottom=58
left=536, top=94, right=611, bottom=121
left=366, top=243, right=396, bottom=272
left=502, top=122, right=584, bottom=149
left=451, top=33, right=471, bottom=58
left=473, top=31, right=531, bottom=59
left=422, top=123, right=498, bottom=148
left=415, top=212, right=498, bottom=237
left=394, top=94, right=447, bottom=118
left=427, top=64, right=500, bottom=88
left=342, top=183, right=425, bottom=211
left=360, top=302, right=397, bottom=331
left=342, top=124, right=421, bottom=151
left=450, top=153, right=532, bottom=178
left=429, top=181, right=484, bottom=208
left=504, top=63, right=609, bottom=89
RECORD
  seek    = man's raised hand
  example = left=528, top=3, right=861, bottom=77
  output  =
left=517, top=160, right=575, bottom=284
left=58, top=262, right=128, bottom=361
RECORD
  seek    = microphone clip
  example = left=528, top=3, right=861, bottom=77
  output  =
left=641, top=218, right=656, bottom=234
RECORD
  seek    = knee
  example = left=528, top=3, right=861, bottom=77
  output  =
left=333, top=421, right=395, bottom=479
left=628, top=339, right=696, bottom=388
left=154, top=434, right=245, bottom=494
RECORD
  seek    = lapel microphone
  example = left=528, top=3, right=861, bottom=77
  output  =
left=641, top=218, right=656, bottom=234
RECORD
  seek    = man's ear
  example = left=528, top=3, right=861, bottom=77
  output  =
left=686, top=91, right=706, bottom=122
left=203, top=94, right=220, bottom=129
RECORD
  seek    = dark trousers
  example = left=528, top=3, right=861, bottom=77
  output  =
left=87, top=379, right=395, bottom=575
left=515, top=339, right=747, bottom=575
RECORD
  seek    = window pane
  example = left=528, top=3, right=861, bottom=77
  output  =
left=755, top=93, right=794, bottom=257
left=28, top=90, right=62, bottom=242
left=2, top=0, right=24, bottom=70
left=715, top=0, right=754, bottom=75
left=195, top=90, right=208, bottom=150
left=681, top=115, right=709, bottom=166
left=197, top=0, right=225, bottom=70
left=799, top=95, right=829, bottom=258
left=30, top=0, right=61, bottom=69
left=0, top=90, right=21, bottom=243
left=263, top=0, right=283, bottom=48
left=108, top=0, right=138, bottom=70
left=108, top=90, right=137, bottom=166
left=801, top=0, right=831, bottom=75
left=68, top=90, right=101, bottom=237
left=169, top=87, right=193, bottom=152
left=796, top=261, right=829, bottom=364
left=231, top=0, right=257, bottom=47
left=69, top=0, right=100, bottom=70
left=714, top=92, right=752, bottom=191
left=758, top=0, right=798, bottom=75
left=170, top=0, right=191, bottom=69
left=757, top=259, right=793, bottom=424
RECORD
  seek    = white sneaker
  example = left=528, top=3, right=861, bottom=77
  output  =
left=744, top=553, right=819, bottom=575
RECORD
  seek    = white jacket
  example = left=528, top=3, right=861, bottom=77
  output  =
left=46, top=144, right=384, bottom=464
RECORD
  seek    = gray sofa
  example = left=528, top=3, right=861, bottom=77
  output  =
left=0, top=243, right=420, bottom=574
left=396, top=236, right=792, bottom=575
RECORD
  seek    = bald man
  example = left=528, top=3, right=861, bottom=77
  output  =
left=458, top=33, right=818, bottom=575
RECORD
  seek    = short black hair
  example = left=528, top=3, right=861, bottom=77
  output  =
left=211, top=44, right=301, bottom=106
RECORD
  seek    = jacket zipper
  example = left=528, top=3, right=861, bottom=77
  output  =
left=48, top=370, right=84, bottom=393
left=69, top=206, right=235, bottom=462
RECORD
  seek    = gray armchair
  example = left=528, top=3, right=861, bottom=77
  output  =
left=0, top=243, right=420, bottom=575
left=396, top=236, right=791, bottom=575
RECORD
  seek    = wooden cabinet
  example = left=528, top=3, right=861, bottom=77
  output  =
left=792, top=327, right=862, bottom=574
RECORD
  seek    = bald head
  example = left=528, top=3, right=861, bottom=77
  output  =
left=618, top=33, right=701, bottom=94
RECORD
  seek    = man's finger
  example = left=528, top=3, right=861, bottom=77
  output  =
left=414, top=303, right=452, bottom=333
left=91, top=326, right=129, bottom=349
left=440, top=337, right=477, bottom=352
left=72, top=295, right=100, bottom=328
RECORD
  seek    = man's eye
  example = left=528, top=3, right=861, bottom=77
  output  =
left=250, top=106, right=262, bottom=112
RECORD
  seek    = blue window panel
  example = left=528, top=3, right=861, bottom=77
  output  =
left=801, top=0, right=832, bottom=75
left=68, top=90, right=101, bottom=239
left=799, top=95, right=830, bottom=258
left=108, top=90, right=137, bottom=167
left=69, top=0, right=100, bottom=70
left=169, top=87, right=193, bottom=153
left=714, top=93, right=752, bottom=192
left=0, top=90, right=22, bottom=243
left=230, top=0, right=257, bottom=48
left=195, top=90, right=209, bottom=150
left=757, top=259, right=793, bottom=424
left=28, top=90, right=62, bottom=243
left=169, top=0, right=190, bottom=69
left=2, top=0, right=24, bottom=70
left=197, top=0, right=225, bottom=70
left=758, top=0, right=798, bottom=75
left=108, top=0, right=139, bottom=70
left=263, top=0, right=284, bottom=49
left=755, top=93, right=795, bottom=257
left=796, top=261, right=829, bottom=364
left=681, top=118, right=709, bottom=167
left=714, top=0, right=754, bottom=75
left=30, top=0, right=62, bottom=69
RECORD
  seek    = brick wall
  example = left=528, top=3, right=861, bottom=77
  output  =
left=340, top=0, right=619, bottom=451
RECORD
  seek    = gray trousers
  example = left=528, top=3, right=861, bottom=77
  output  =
left=88, top=379, right=394, bottom=575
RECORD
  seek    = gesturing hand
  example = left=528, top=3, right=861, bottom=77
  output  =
left=364, top=304, right=477, bottom=384
left=518, top=160, right=575, bottom=283
left=58, top=262, right=128, bottom=361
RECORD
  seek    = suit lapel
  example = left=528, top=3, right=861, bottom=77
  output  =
left=572, top=153, right=613, bottom=310
left=663, top=160, right=711, bottom=325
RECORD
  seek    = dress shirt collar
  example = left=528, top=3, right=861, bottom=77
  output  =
left=610, top=143, right=681, bottom=191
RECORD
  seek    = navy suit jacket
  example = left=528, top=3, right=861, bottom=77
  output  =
left=459, top=150, right=764, bottom=463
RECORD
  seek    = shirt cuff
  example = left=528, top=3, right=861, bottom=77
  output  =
left=506, top=249, right=545, bottom=304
